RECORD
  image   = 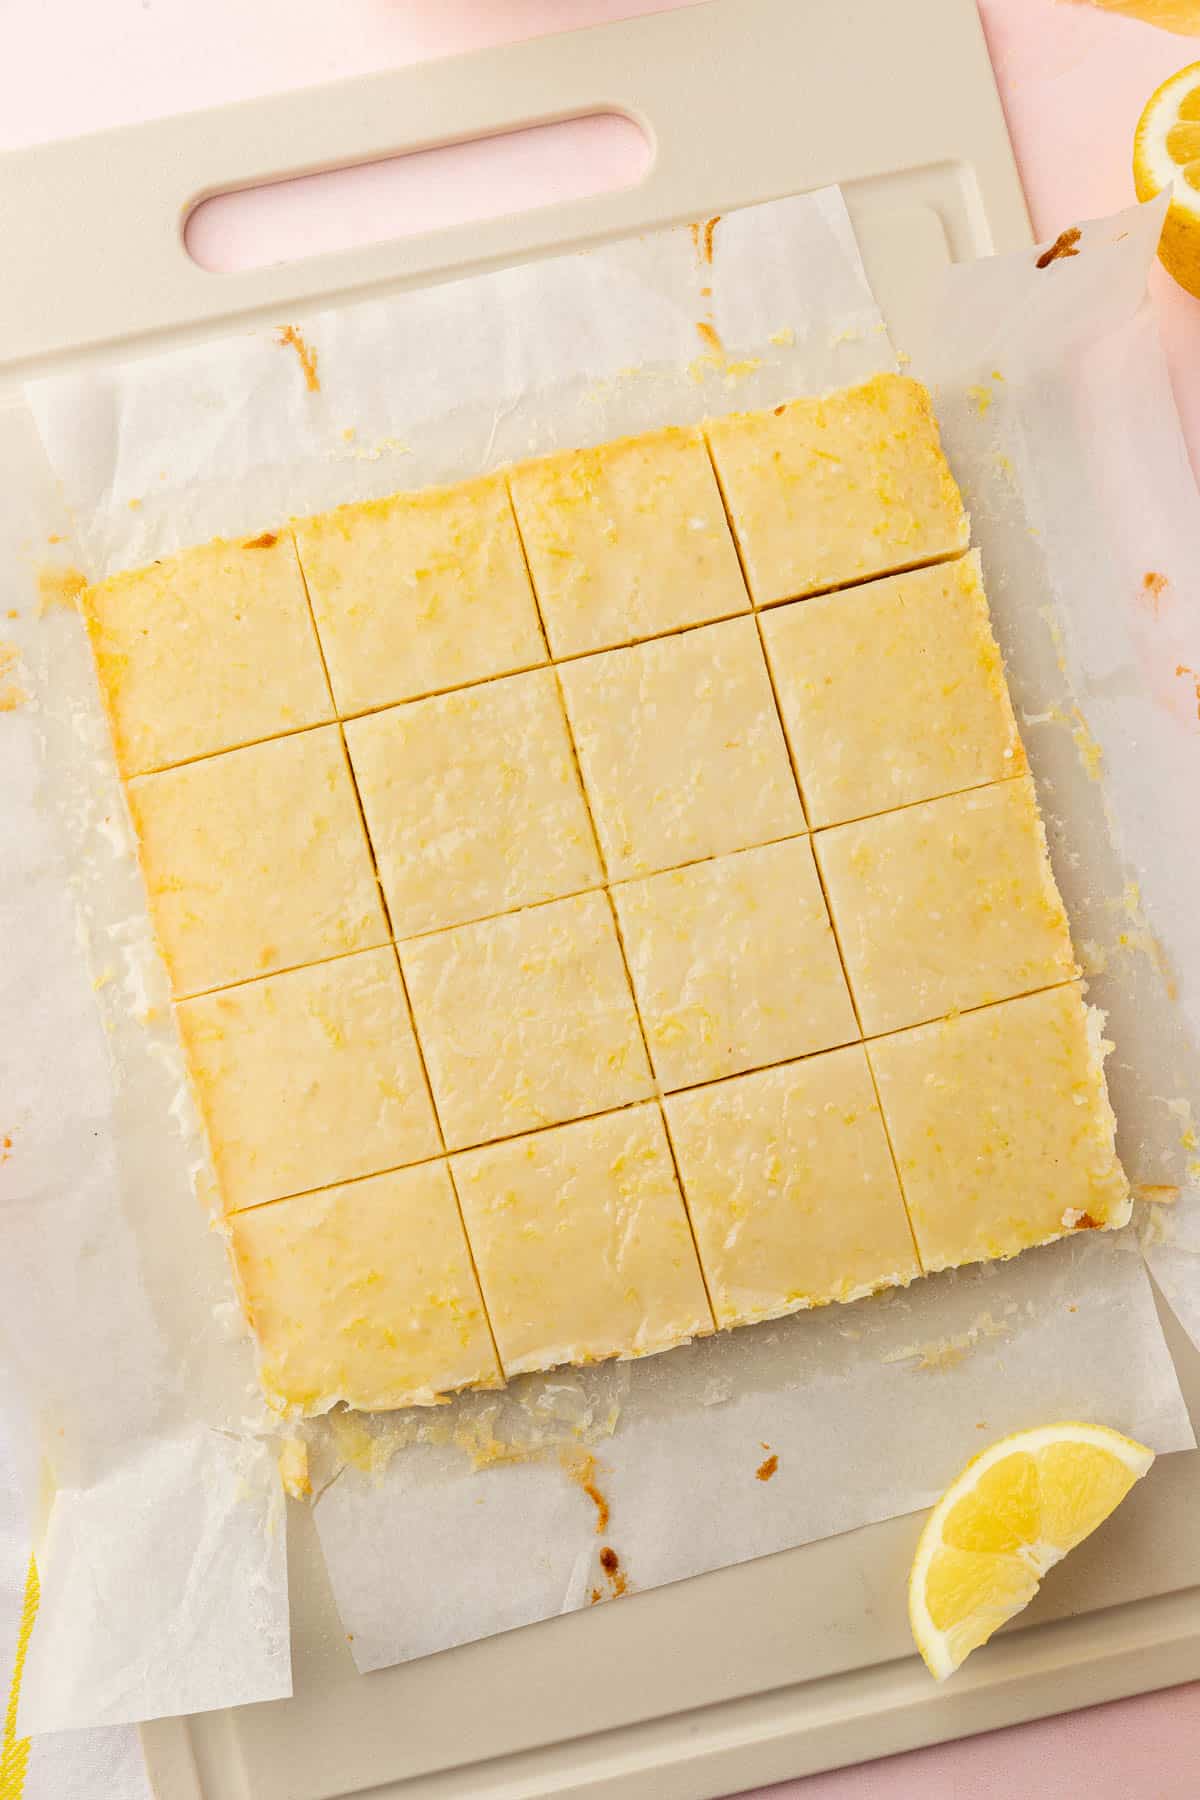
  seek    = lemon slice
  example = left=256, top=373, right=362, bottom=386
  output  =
left=1134, top=61, right=1200, bottom=298
left=909, top=1423, right=1154, bottom=1681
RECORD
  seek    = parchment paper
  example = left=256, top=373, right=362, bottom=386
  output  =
left=5, top=189, right=1197, bottom=1709
left=0, top=402, right=292, bottom=1732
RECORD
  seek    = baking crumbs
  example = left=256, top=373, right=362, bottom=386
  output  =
left=1175, top=664, right=1200, bottom=724
left=277, top=324, right=321, bottom=392
left=35, top=564, right=87, bottom=615
left=598, top=1546, right=628, bottom=1597
left=0, top=643, right=26, bottom=712
left=1036, top=227, right=1081, bottom=269
left=561, top=1448, right=610, bottom=1534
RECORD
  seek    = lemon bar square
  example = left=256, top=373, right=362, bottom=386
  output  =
left=82, top=531, right=333, bottom=777
left=178, top=947, right=439, bottom=1213
left=559, top=616, right=804, bottom=880
left=229, top=1164, right=501, bottom=1414
left=761, top=553, right=1027, bottom=828
left=508, top=427, right=749, bottom=657
left=814, top=776, right=1078, bottom=1035
left=612, top=836, right=856, bottom=1090
left=293, top=474, right=546, bottom=714
left=706, top=374, right=969, bottom=608
left=665, top=1047, right=919, bottom=1328
left=345, top=668, right=601, bottom=938
left=401, top=891, right=653, bottom=1150
left=127, top=726, right=388, bottom=997
left=868, top=984, right=1131, bottom=1273
left=452, top=1103, right=712, bottom=1376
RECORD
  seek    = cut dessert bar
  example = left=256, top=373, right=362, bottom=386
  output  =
left=177, top=947, right=439, bottom=1213
left=706, top=373, right=969, bottom=607
left=81, top=531, right=332, bottom=776
left=559, top=615, right=803, bottom=880
left=229, top=1163, right=501, bottom=1414
left=344, top=667, right=601, bottom=938
left=760, top=552, right=1026, bottom=828
left=400, top=891, right=652, bottom=1150
left=815, top=775, right=1078, bottom=1035
left=508, top=426, right=749, bottom=657
left=452, top=1104, right=713, bottom=1376
left=868, top=983, right=1130, bottom=1273
left=612, top=836, right=856, bottom=1090
left=126, top=726, right=388, bottom=997
left=665, top=1047, right=920, bottom=1328
left=293, top=474, right=546, bottom=714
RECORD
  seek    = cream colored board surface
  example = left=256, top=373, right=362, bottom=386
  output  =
left=9, top=1, right=1194, bottom=1796
left=0, top=0, right=1030, bottom=372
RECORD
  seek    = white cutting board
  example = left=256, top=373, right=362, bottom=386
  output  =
left=2, top=2, right=1197, bottom=1795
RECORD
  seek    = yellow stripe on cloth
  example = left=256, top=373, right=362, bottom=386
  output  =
left=0, top=1556, right=39, bottom=1800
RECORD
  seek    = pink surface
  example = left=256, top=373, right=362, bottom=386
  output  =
left=1, top=2, right=1197, bottom=1794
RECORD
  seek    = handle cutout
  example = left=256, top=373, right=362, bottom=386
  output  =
left=185, top=114, right=651, bottom=274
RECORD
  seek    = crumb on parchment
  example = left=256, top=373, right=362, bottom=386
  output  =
left=277, top=324, right=320, bottom=392
left=278, top=1437, right=311, bottom=1499
left=1036, top=227, right=1081, bottom=269
left=36, top=563, right=87, bottom=616
left=1176, top=664, right=1200, bottom=724
left=689, top=216, right=720, bottom=264
left=883, top=1310, right=1011, bottom=1372
left=598, top=1544, right=628, bottom=1597
left=561, top=1447, right=610, bottom=1534
left=0, top=642, right=27, bottom=712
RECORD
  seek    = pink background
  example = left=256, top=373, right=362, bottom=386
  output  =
left=1, top=3, right=1197, bottom=1795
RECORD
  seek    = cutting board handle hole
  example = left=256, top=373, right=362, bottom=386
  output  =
left=184, top=113, right=651, bottom=274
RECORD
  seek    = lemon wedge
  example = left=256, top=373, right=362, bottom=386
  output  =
left=1134, top=61, right=1200, bottom=297
left=909, top=1422, right=1154, bottom=1680
left=1086, top=1, right=1200, bottom=35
